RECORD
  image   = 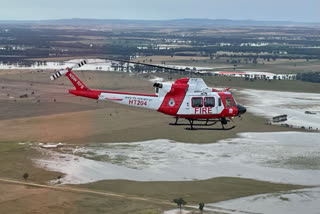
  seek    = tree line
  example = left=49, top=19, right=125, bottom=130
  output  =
left=296, top=72, right=320, bottom=83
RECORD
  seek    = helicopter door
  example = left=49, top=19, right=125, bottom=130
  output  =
left=204, top=97, right=216, bottom=114
left=191, top=97, right=216, bottom=115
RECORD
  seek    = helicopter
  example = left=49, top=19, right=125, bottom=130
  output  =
left=50, top=59, right=246, bottom=130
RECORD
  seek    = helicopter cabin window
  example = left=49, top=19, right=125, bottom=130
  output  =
left=204, top=97, right=215, bottom=107
left=192, top=97, right=203, bottom=107
left=225, top=97, right=235, bottom=108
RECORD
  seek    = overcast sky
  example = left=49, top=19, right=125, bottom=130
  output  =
left=0, top=0, right=319, bottom=22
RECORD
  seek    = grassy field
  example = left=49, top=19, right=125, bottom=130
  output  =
left=0, top=142, right=61, bottom=183
left=204, top=76, right=320, bottom=93
left=0, top=142, right=304, bottom=214
left=0, top=69, right=300, bottom=144
left=82, top=178, right=304, bottom=205
left=0, top=182, right=167, bottom=214
left=1, top=22, right=319, bottom=213
left=152, top=72, right=320, bottom=93
left=0, top=142, right=168, bottom=214
left=0, top=68, right=316, bottom=214
left=0, top=100, right=295, bottom=144
left=134, top=55, right=320, bottom=75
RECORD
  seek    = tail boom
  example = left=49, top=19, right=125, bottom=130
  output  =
left=69, top=89, right=100, bottom=99
left=50, top=61, right=161, bottom=109
left=65, top=70, right=89, bottom=91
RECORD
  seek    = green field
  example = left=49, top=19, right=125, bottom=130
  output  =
left=81, top=178, right=304, bottom=205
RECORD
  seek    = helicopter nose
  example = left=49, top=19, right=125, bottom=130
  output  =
left=237, top=104, right=247, bottom=116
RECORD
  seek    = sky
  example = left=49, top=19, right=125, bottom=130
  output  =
left=0, top=0, right=319, bottom=22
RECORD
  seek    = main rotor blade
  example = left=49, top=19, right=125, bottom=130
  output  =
left=99, top=58, right=194, bottom=73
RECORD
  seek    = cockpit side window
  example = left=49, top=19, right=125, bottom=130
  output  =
left=192, top=97, right=203, bottom=107
left=204, top=97, right=215, bottom=107
left=225, top=97, right=235, bottom=108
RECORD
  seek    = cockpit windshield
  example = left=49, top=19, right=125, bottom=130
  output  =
left=225, top=97, right=235, bottom=108
left=233, top=97, right=238, bottom=105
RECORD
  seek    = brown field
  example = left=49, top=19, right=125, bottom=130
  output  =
left=132, top=55, right=210, bottom=64
left=131, top=55, right=320, bottom=74
left=0, top=69, right=295, bottom=144
left=0, top=182, right=167, bottom=214
left=0, top=68, right=308, bottom=213
left=27, top=56, right=102, bottom=62
left=1, top=22, right=318, bottom=213
left=29, top=55, right=320, bottom=76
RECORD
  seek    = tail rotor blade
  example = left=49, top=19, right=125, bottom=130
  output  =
left=50, top=69, right=68, bottom=80
left=50, top=60, right=87, bottom=81
left=72, top=60, right=87, bottom=69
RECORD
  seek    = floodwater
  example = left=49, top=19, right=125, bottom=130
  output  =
left=239, top=89, right=320, bottom=130
left=34, top=132, right=320, bottom=185
left=206, top=187, right=320, bottom=214
left=0, top=59, right=114, bottom=71
left=0, top=59, right=216, bottom=72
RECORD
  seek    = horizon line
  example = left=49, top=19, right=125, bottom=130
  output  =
left=0, top=18, right=319, bottom=24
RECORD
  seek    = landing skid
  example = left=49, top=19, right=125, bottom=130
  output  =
left=169, top=122, right=218, bottom=126
left=169, top=117, right=234, bottom=130
left=185, top=126, right=236, bottom=131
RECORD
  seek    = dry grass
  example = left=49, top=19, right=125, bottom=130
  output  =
left=0, top=183, right=166, bottom=214
left=132, top=56, right=210, bottom=64
left=82, top=177, right=304, bottom=204
left=0, top=69, right=297, bottom=144
left=0, top=68, right=308, bottom=214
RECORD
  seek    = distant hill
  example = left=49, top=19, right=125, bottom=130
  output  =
left=0, top=18, right=318, bottom=27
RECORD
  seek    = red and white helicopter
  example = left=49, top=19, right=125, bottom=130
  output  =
left=50, top=59, right=246, bottom=130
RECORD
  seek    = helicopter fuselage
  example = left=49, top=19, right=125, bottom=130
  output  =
left=68, top=75, right=245, bottom=120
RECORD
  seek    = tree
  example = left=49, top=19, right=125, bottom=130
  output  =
left=173, top=198, right=187, bottom=212
left=23, top=173, right=29, bottom=181
left=199, top=202, right=205, bottom=214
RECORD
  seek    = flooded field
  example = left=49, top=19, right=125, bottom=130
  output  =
left=206, top=187, right=320, bottom=214
left=0, top=59, right=216, bottom=72
left=34, top=132, right=320, bottom=185
left=239, top=89, right=320, bottom=130
left=0, top=59, right=114, bottom=71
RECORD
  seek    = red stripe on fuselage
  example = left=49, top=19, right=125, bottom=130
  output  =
left=69, top=89, right=100, bottom=99
left=158, top=83, right=189, bottom=116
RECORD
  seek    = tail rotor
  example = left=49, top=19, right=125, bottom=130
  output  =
left=50, top=60, right=87, bottom=81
